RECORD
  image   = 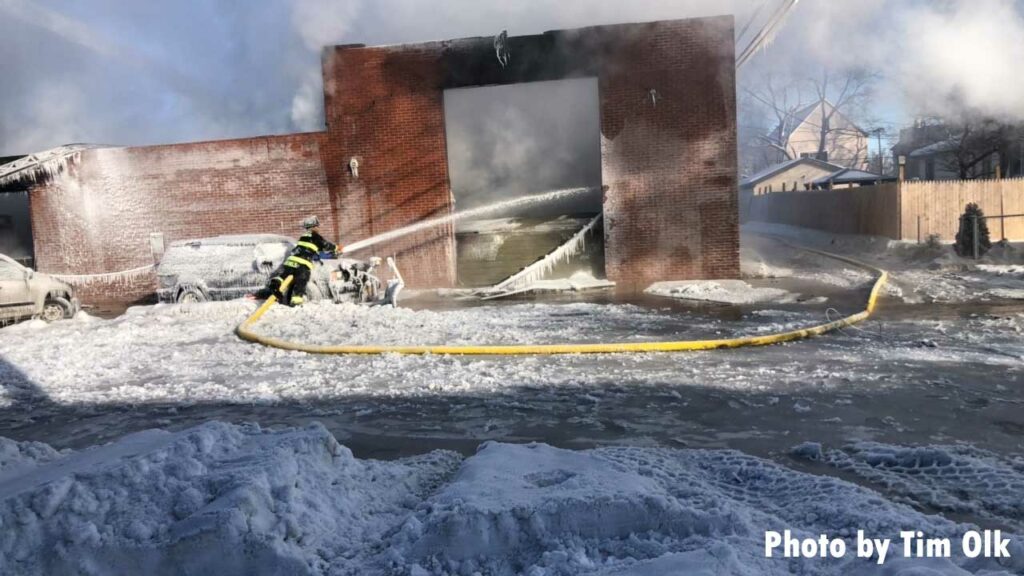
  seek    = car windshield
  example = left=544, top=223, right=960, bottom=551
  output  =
left=0, top=260, right=23, bottom=280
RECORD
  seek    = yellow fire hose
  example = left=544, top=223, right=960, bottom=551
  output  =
left=236, top=243, right=887, bottom=355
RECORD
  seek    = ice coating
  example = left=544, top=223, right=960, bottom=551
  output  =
left=490, top=213, right=602, bottom=292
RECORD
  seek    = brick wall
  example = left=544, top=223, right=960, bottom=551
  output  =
left=29, top=16, right=739, bottom=303
left=322, top=16, right=739, bottom=293
left=29, top=134, right=330, bottom=304
left=321, top=45, right=456, bottom=288
left=596, top=17, right=738, bottom=291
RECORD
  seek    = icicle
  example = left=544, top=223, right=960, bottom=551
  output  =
left=735, top=0, right=800, bottom=69
left=49, top=264, right=156, bottom=286
left=0, top=145, right=96, bottom=188
left=490, top=213, right=602, bottom=292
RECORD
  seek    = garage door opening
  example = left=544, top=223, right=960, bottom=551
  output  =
left=0, top=189, right=33, bottom=268
left=444, top=77, right=603, bottom=287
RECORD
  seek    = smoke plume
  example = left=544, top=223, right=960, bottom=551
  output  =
left=2, top=0, right=1023, bottom=158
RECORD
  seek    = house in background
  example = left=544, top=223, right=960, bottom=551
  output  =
left=740, top=157, right=845, bottom=196
left=892, top=119, right=1024, bottom=181
left=765, top=100, right=870, bottom=170
left=906, top=140, right=993, bottom=180
left=809, top=168, right=895, bottom=190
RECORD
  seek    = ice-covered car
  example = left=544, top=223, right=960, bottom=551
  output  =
left=328, top=256, right=404, bottom=306
left=0, top=253, right=80, bottom=325
left=156, top=235, right=403, bottom=306
left=157, top=235, right=329, bottom=303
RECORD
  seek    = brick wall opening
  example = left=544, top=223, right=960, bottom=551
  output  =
left=442, top=78, right=603, bottom=286
left=323, top=17, right=740, bottom=293
left=0, top=190, right=32, bottom=268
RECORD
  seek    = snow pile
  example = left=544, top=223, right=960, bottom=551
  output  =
left=646, top=279, right=802, bottom=305
left=792, top=441, right=1024, bottom=533
left=1, top=424, right=1020, bottom=575
left=0, top=422, right=460, bottom=576
left=0, top=437, right=63, bottom=475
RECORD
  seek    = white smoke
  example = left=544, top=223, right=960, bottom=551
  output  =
left=899, top=0, right=1024, bottom=120
left=744, top=0, right=1024, bottom=123
left=288, top=0, right=363, bottom=130
left=4, top=0, right=1024, bottom=156
left=283, top=0, right=740, bottom=132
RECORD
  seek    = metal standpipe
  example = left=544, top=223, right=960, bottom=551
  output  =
left=234, top=240, right=889, bottom=356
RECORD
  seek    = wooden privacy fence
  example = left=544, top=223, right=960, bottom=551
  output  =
left=745, top=183, right=900, bottom=238
left=746, top=178, right=1024, bottom=241
left=901, top=178, right=1024, bottom=241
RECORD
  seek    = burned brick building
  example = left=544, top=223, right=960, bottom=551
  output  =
left=9, top=16, right=739, bottom=303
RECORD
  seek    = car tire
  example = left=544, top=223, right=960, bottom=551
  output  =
left=176, top=286, right=207, bottom=304
left=40, top=297, right=73, bottom=323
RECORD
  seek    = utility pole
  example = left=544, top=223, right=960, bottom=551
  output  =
left=873, top=128, right=885, bottom=176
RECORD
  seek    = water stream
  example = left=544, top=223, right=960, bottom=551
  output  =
left=340, top=186, right=595, bottom=254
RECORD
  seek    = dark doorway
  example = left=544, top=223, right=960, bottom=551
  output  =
left=0, top=190, right=33, bottom=268
left=443, top=78, right=603, bottom=287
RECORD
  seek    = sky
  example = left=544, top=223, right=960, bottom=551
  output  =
left=1, top=0, right=1023, bottom=157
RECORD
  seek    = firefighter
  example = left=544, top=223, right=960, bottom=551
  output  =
left=256, top=216, right=342, bottom=306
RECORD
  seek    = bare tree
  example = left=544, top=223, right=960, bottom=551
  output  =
left=937, top=118, right=1005, bottom=180
left=743, top=68, right=877, bottom=169
left=743, top=73, right=805, bottom=162
left=808, top=69, right=876, bottom=165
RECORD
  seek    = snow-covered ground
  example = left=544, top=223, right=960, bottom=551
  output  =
left=646, top=279, right=817, bottom=305
left=2, top=421, right=1021, bottom=575
left=2, top=226, right=1024, bottom=574
left=744, top=222, right=1024, bottom=304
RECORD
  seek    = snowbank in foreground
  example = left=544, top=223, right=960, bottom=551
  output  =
left=791, top=441, right=1024, bottom=533
left=1, top=423, right=1020, bottom=575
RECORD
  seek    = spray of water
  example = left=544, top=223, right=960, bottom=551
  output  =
left=341, top=186, right=596, bottom=254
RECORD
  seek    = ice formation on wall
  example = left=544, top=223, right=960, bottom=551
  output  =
left=490, top=213, right=602, bottom=292
left=49, top=265, right=156, bottom=286
left=0, top=145, right=100, bottom=188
